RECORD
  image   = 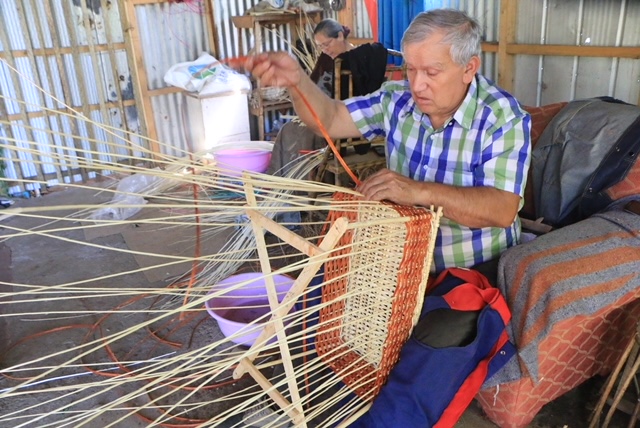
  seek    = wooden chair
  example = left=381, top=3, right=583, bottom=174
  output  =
left=314, top=50, right=404, bottom=188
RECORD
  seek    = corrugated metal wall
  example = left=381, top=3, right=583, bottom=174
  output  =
left=515, top=0, right=640, bottom=106
left=128, top=0, right=212, bottom=158
left=424, top=0, right=500, bottom=81
left=2, top=0, right=640, bottom=195
left=0, top=0, right=141, bottom=194
left=352, top=0, right=371, bottom=39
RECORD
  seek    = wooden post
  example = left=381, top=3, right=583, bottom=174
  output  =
left=205, top=0, right=220, bottom=58
left=231, top=175, right=349, bottom=427
left=120, top=0, right=160, bottom=158
left=337, top=0, right=356, bottom=30
left=498, top=0, right=518, bottom=93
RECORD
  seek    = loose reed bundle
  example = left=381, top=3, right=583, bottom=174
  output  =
left=0, top=57, right=441, bottom=428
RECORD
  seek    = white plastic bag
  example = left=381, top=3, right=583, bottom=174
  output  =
left=164, top=52, right=251, bottom=94
left=199, top=66, right=251, bottom=96
left=90, top=173, right=162, bottom=221
left=163, top=52, right=220, bottom=93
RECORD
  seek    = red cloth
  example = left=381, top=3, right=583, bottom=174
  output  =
left=363, top=0, right=378, bottom=41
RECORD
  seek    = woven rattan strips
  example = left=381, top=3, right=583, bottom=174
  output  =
left=235, top=182, right=441, bottom=427
left=317, top=192, right=440, bottom=400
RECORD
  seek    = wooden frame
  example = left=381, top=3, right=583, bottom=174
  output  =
left=233, top=176, right=349, bottom=428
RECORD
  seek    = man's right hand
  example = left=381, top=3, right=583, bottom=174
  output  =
left=243, top=52, right=302, bottom=89
left=242, top=51, right=361, bottom=142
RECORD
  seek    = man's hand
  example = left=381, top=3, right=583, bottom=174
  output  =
left=357, top=168, right=521, bottom=229
left=357, top=169, right=424, bottom=206
left=243, top=52, right=302, bottom=89
left=243, top=51, right=362, bottom=141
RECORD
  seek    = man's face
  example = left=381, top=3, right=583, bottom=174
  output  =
left=404, top=31, right=478, bottom=123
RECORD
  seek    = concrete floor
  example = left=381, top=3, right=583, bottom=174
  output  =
left=0, top=184, right=634, bottom=427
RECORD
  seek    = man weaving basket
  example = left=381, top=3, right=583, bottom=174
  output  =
left=245, top=9, right=531, bottom=274
left=242, top=8, right=531, bottom=427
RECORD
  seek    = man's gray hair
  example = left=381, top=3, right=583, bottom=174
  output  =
left=401, top=9, right=482, bottom=66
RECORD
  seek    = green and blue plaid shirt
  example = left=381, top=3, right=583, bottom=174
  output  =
left=345, top=74, right=531, bottom=272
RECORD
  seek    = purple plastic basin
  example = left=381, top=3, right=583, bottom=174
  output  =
left=205, top=272, right=295, bottom=346
left=215, top=148, right=272, bottom=177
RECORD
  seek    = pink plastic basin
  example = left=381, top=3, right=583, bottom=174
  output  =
left=205, top=272, right=295, bottom=346
left=215, top=149, right=272, bottom=177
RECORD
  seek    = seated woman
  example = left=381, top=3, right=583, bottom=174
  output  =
left=266, top=18, right=389, bottom=177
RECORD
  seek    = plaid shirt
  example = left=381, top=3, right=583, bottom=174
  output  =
left=345, top=74, right=531, bottom=272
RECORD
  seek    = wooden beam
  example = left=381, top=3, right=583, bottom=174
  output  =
left=5, top=99, right=138, bottom=123
left=481, top=41, right=499, bottom=53
left=120, top=0, right=160, bottom=157
left=497, top=0, right=517, bottom=93
left=0, top=43, right=128, bottom=59
left=205, top=0, right=220, bottom=58
left=337, top=0, right=356, bottom=31
left=507, top=44, right=640, bottom=59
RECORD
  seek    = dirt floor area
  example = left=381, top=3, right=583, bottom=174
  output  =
left=0, top=184, right=636, bottom=427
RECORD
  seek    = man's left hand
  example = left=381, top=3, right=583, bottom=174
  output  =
left=357, top=168, right=521, bottom=228
left=357, top=169, right=423, bottom=206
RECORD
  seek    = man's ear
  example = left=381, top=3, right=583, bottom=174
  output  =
left=463, top=56, right=481, bottom=83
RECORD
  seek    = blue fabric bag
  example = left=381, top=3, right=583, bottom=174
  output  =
left=350, top=268, right=515, bottom=428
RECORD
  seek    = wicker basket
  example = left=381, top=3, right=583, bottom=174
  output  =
left=250, top=87, right=289, bottom=110
left=316, top=192, right=440, bottom=400
left=258, top=86, right=288, bottom=101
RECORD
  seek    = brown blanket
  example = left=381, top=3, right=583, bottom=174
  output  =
left=486, top=198, right=640, bottom=387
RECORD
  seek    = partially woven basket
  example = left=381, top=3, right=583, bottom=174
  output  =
left=316, top=192, right=440, bottom=400
left=250, top=87, right=289, bottom=110
left=258, top=86, right=288, bottom=101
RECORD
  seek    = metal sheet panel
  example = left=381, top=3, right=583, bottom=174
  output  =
left=423, top=0, right=501, bottom=81
left=515, top=0, right=640, bottom=106
left=135, top=2, right=211, bottom=90
left=353, top=0, right=372, bottom=39
left=0, top=0, right=142, bottom=194
left=1, top=0, right=28, bottom=50
left=212, top=0, right=298, bottom=59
